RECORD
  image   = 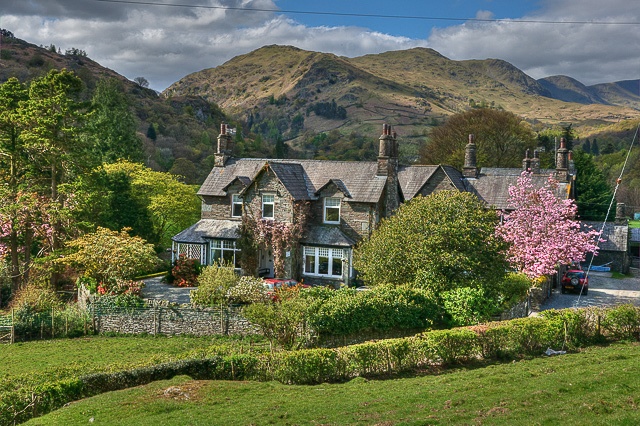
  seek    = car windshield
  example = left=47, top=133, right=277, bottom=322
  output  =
left=566, top=271, right=585, bottom=279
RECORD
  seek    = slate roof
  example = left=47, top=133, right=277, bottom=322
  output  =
left=397, top=165, right=438, bottom=200
left=267, top=162, right=312, bottom=200
left=631, top=228, right=640, bottom=243
left=583, top=221, right=629, bottom=252
left=300, top=225, right=356, bottom=247
left=315, top=178, right=352, bottom=198
left=172, top=219, right=240, bottom=244
left=464, top=169, right=571, bottom=210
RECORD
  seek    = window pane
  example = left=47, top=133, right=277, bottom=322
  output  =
left=326, top=197, right=340, bottom=207
left=211, top=240, right=221, bottom=248
left=222, top=250, right=234, bottom=265
left=332, top=257, right=342, bottom=276
left=305, top=253, right=316, bottom=274
left=232, top=195, right=242, bottom=217
left=212, top=250, right=221, bottom=264
left=262, top=194, right=274, bottom=203
left=223, top=240, right=234, bottom=249
left=263, top=203, right=274, bottom=218
left=319, top=255, right=329, bottom=275
left=325, top=207, right=340, bottom=222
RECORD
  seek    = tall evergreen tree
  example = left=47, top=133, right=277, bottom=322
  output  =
left=592, top=139, right=600, bottom=156
left=583, top=139, right=591, bottom=154
left=87, top=78, right=142, bottom=163
left=573, top=150, right=613, bottom=221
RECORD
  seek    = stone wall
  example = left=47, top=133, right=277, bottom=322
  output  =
left=92, top=305, right=259, bottom=336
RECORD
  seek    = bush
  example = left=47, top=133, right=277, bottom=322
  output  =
left=166, top=254, right=201, bottom=287
left=441, top=287, right=498, bottom=326
left=243, top=294, right=308, bottom=350
left=306, top=285, right=439, bottom=336
left=600, top=304, right=640, bottom=341
left=190, top=264, right=239, bottom=306
left=226, top=276, right=267, bottom=304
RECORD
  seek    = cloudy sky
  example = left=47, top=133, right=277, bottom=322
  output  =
left=1, top=0, right=639, bottom=91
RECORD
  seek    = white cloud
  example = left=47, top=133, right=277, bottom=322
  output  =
left=2, top=0, right=638, bottom=90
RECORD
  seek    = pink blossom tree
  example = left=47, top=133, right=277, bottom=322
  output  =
left=496, top=172, right=601, bottom=278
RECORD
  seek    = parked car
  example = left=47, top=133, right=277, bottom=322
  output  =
left=262, top=278, right=310, bottom=300
left=561, top=270, right=588, bottom=295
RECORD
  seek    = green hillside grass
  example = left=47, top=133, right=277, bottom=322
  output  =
left=25, top=342, right=640, bottom=425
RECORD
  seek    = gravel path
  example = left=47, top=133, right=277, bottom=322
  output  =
left=539, top=268, right=640, bottom=311
left=140, top=276, right=195, bottom=305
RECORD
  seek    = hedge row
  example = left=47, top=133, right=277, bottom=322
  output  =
left=4, top=305, right=640, bottom=425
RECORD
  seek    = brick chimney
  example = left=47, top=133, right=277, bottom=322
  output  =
left=556, top=137, right=569, bottom=182
left=463, top=134, right=478, bottom=178
left=377, top=124, right=399, bottom=216
left=214, top=123, right=233, bottom=167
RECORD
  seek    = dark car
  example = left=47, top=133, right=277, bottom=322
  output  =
left=561, top=270, right=588, bottom=295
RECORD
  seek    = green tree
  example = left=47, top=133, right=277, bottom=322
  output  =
left=573, top=150, right=613, bottom=221
left=86, top=78, right=142, bottom=163
left=0, top=78, right=29, bottom=290
left=101, top=161, right=200, bottom=247
left=354, top=191, right=508, bottom=293
left=190, top=264, right=239, bottom=306
left=419, top=109, right=536, bottom=168
left=20, top=69, right=91, bottom=252
left=59, top=227, right=157, bottom=284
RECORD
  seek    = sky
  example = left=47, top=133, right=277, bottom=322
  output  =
left=1, top=0, right=639, bottom=92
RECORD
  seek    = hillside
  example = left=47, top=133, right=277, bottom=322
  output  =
left=165, top=45, right=640, bottom=149
left=0, top=31, right=229, bottom=184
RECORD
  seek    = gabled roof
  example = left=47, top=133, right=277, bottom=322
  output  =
left=172, top=219, right=239, bottom=243
left=464, top=169, right=571, bottom=210
left=397, top=165, right=438, bottom=200
left=222, top=175, right=252, bottom=192
left=315, top=178, right=352, bottom=198
left=267, top=162, right=312, bottom=200
left=198, top=158, right=389, bottom=204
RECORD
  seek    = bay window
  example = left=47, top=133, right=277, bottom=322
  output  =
left=303, top=246, right=345, bottom=278
left=210, top=239, right=241, bottom=268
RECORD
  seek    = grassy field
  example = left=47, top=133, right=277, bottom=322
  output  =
left=23, top=342, right=640, bottom=426
left=0, top=335, right=267, bottom=392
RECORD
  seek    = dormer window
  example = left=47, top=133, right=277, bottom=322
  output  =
left=262, top=194, right=275, bottom=219
left=324, top=197, right=341, bottom=224
left=231, top=194, right=242, bottom=218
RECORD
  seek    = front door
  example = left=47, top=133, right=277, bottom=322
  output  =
left=259, top=249, right=274, bottom=278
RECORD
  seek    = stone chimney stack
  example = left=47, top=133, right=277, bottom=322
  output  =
left=463, top=134, right=478, bottom=178
left=377, top=124, right=400, bottom=216
left=531, top=149, right=541, bottom=174
left=522, top=149, right=532, bottom=172
left=616, top=202, right=628, bottom=225
left=214, top=123, right=233, bottom=167
left=556, top=137, right=569, bottom=182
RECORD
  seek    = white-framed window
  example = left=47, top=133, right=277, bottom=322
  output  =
left=303, top=246, right=345, bottom=278
left=210, top=239, right=241, bottom=269
left=262, top=194, right=275, bottom=219
left=231, top=194, right=242, bottom=218
left=323, top=197, right=341, bottom=224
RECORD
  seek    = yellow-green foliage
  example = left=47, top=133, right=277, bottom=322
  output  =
left=190, top=264, right=239, bottom=306
left=59, top=227, right=157, bottom=283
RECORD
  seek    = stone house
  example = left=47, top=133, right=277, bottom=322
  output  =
left=172, top=124, right=582, bottom=286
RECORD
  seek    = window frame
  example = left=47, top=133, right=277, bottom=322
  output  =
left=323, top=197, right=341, bottom=224
left=303, top=246, right=345, bottom=278
left=209, top=239, right=241, bottom=269
left=262, top=194, right=275, bottom=220
left=231, top=194, right=243, bottom=218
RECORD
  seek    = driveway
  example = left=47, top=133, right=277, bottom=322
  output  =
left=540, top=268, right=640, bottom=311
left=140, top=276, right=195, bottom=305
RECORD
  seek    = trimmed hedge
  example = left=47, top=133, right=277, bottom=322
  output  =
left=4, top=305, right=640, bottom=425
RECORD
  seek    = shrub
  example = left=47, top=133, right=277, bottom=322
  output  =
left=226, top=276, right=267, bottom=304
left=600, top=304, right=640, bottom=341
left=243, top=294, right=308, bottom=350
left=190, top=263, right=239, bottom=306
left=441, top=287, right=499, bottom=326
left=167, top=254, right=201, bottom=287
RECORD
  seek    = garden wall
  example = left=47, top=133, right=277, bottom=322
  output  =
left=92, top=305, right=259, bottom=336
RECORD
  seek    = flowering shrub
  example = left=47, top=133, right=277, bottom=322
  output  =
left=226, top=276, right=268, bottom=304
left=496, top=172, right=601, bottom=278
left=168, top=254, right=201, bottom=287
left=96, top=279, right=143, bottom=296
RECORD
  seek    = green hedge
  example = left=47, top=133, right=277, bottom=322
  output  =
left=4, top=305, right=640, bottom=425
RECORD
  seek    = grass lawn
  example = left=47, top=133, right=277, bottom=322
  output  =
left=24, top=342, right=640, bottom=426
left=0, top=335, right=266, bottom=392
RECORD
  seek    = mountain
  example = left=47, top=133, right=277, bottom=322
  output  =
left=0, top=31, right=229, bottom=184
left=165, top=45, right=640, bottom=150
